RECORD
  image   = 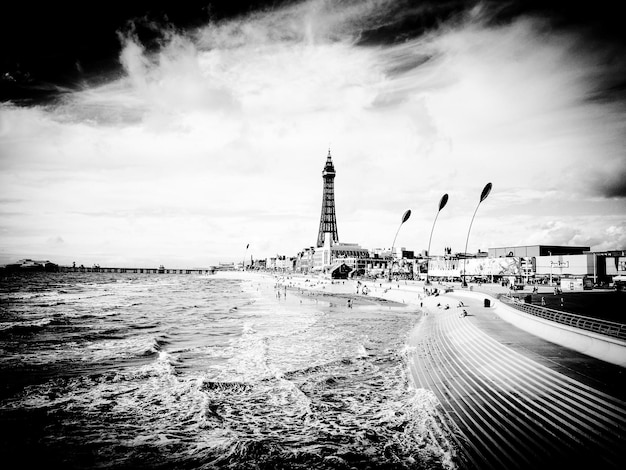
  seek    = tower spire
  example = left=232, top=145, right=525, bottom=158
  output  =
left=317, top=149, right=339, bottom=247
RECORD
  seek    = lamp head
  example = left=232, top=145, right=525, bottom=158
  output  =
left=480, top=183, right=492, bottom=203
left=438, top=193, right=449, bottom=211
left=401, top=209, right=411, bottom=224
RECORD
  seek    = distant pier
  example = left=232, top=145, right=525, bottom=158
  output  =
left=1, top=259, right=235, bottom=275
left=57, top=266, right=216, bottom=275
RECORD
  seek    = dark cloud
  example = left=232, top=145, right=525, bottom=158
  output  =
left=600, top=170, right=626, bottom=199
left=0, top=1, right=281, bottom=103
left=2, top=0, right=624, bottom=104
left=492, top=0, right=626, bottom=46
left=353, top=0, right=626, bottom=46
left=354, top=0, right=469, bottom=45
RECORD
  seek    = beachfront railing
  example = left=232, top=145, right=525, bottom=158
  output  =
left=499, top=296, right=626, bottom=341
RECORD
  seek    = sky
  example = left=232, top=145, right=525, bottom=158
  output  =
left=1, top=0, right=625, bottom=268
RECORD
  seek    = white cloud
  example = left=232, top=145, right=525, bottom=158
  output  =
left=1, top=0, right=625, bottom=266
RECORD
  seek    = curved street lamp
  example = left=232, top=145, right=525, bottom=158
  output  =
left=389, top=209, right=411, bottom=281
left=425, top=193, right=449, bottom=285
left=242, top=243, right=249, bottom=271
left=462, top=183, right=492, bottom=287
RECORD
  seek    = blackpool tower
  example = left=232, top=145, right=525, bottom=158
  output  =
left=317, top=149, right=339, bottom=247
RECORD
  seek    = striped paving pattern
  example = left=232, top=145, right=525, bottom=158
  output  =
left=409, top=303, right=626, bottom=469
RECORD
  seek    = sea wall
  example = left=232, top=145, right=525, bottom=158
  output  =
left=455, top=290, right=626, bottom=368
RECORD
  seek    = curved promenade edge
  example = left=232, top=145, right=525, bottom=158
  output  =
left=458, top=290, right=626, bottom=368
left=408, top=290, right=626, bottom=469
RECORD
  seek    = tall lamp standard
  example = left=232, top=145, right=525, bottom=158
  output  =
left=425, top=193, right=449, bottom=285
left=389, top=209, right=412, bottom=281
left=462, top=183, right=492, bottom=287
left=548, top=251, right=552, bottom=286
left=242, top=243, right=249, bottom=271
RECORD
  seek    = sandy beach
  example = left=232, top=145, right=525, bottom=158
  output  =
left=237, top=271, right=439, bottom=305
left=213, top=269, right=496, bottom=319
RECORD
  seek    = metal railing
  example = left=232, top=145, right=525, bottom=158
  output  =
left=499, top=296, right=626, bottom=341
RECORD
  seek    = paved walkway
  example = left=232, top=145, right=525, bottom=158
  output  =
left=409, top=291, right=626, bottom=469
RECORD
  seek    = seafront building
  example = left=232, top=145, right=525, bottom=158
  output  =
left=289, top=244, right=625, bottom=287
left=283, top=150, right=626, bottom=285
left=1, top=259, right=59, bottom=272
left=416, top=247, right=626, bottom=288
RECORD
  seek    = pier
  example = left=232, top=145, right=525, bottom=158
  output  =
left=57, top=266, right=216, bottom=275
left=1, top=259, right=244, bottom=275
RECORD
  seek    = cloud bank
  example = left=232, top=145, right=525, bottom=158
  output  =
left=1, top=0, right=625, bottom=266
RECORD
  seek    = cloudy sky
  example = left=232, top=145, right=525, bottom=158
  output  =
left=1, top=0, right=625, bottom=268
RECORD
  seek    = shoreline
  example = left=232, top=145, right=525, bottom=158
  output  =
left=214, top=270, right=624, bottom=319
left=281, top=280, right=409, bottom=308
left=214, top=269, right=420, bottom=308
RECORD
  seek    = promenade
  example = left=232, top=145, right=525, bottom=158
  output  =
left=410, top=288, right=626, bottom=469
left=273, top=274, right=626, bottom=469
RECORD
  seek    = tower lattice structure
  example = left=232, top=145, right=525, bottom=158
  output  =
left=317, top=150, right=339, bottom=247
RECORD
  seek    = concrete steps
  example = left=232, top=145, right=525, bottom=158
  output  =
left=408, top=298, right=626, bottom=469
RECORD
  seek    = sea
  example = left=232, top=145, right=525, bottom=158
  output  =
left=0, top=272, right=455, bottom=470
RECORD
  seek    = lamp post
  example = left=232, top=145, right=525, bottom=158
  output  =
left=425, top=193, right=449, bottom=285
left=389, top=209, right=411, bottom=281
left=242, top=243, right=249, bottom=271
left=462, top=183, right=492, bottom=287
left=548, top=251, right=552, bottom=286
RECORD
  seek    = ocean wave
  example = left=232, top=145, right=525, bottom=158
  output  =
left=154, top=335, right=171, bottom=349
left=190, top=336, right=456, bottom=468
left=3, top=335, right=164, bottom=367
left=0, top=273, right=456, bottom=469
left=87, top=336, right=164, bottom=361
left=3, top=352, right=202, bottom=425
left=201, top=380, right=251, bottom=393
left=123, top=350, right=179, bottom=380
left=0, top=317, right=54, bottom=334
